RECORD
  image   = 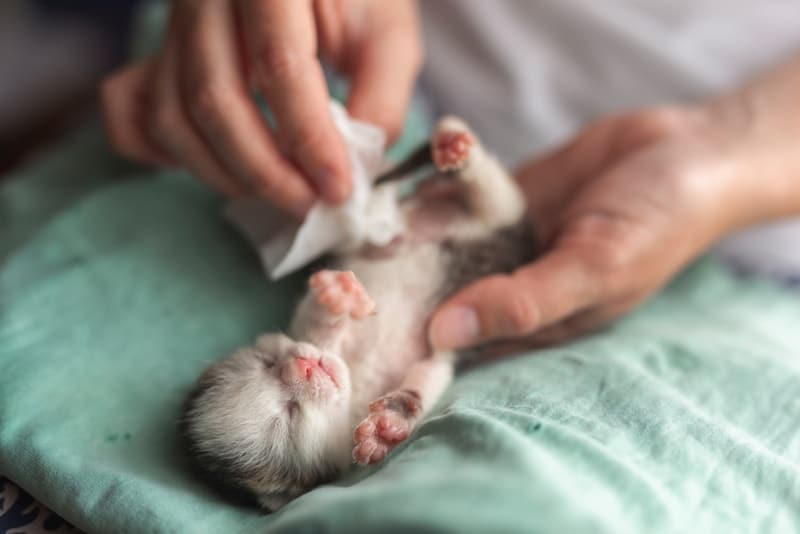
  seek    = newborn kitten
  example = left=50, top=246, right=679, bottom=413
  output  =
left=180, top=117, right=534, bottom=510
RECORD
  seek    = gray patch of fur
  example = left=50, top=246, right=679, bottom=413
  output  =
left=376, top=389, right=423, bottom=418
left=437, top=218, right=537, bottom=302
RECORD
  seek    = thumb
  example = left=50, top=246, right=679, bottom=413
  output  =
left=428, top=249, right=601, bottom=351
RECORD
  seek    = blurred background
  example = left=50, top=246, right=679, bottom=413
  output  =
left=0, top=0, right=145, bottom=174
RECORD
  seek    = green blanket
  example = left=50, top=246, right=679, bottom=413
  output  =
left=3, top=120, right=800, bottom=533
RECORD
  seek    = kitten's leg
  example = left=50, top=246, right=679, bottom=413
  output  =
left=308, top=270, right=375, bottom=320
left=432, top=117, right=526, bottom=229
left=290, top=269, right=375, bottom=351
left=352, top=354, right=454, bottom=465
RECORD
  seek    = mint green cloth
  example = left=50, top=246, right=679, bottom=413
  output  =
left=2, top=121, right=800, bottom=533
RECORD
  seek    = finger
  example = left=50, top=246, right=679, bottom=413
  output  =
left=175, top=0, right=314, bottom=217
left=515, top=298, right=640, bottom=352
left=429, top=248, right=606, bottom=351
left=344, top=10, right=422, bottom=141
left=236, top=0, right=351, bottom=203
left=148, top=40, right=248, bottom=198
left=469, top=299, right=634, bottom=361
left=100, top=61, right=174, bottom=166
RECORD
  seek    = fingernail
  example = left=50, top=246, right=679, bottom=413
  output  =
left=429, top=306, right=480, bottom=350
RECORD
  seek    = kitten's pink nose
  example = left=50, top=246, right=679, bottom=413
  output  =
left=294, top=357, right=316, bottom=380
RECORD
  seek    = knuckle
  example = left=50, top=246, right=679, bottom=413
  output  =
left=494, top=278, right=539, bottom=335
left=504, top=293, right=539, bottom=335
left=187, top=79, right=231, bottom=124
left=254, top=44, right=304, bottom=86
left=579, top=244, right=636, bottom=299
left=589, top=243, right=632, bottom=275
left=563, top=216, right=636, bottom=274
left=626, top=107, right=691, bottom=143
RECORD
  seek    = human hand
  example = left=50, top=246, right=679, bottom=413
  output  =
left=100, top=0, right=422, bottom=218
left=429, top=81, right=800, bottom=352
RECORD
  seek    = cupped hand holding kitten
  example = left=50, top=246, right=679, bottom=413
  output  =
left=430, top=55, right=800, bottom=351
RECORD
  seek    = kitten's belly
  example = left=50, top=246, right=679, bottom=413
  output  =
left=333, top=242, right=446, bottom=408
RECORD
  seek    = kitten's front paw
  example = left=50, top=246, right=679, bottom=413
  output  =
left=432, top=117, right=474, bottom=172
left=352, top=390, right=422, bottom=465
left=309, top=270, right=375, bottom=319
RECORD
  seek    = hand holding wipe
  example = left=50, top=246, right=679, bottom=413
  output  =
left=226, top=101, right=406, bottom=280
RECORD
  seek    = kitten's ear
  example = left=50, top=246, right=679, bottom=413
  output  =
left=258, top=492, right=293, bottom=512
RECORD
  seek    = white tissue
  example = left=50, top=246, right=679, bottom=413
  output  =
left=225, top=101, right=405, bottom=280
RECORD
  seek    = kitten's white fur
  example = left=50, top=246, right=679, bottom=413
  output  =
left=181, top=117, right=527, bottom=510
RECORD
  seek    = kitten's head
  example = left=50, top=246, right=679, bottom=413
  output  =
left=180, top=333, right=353, bottom=510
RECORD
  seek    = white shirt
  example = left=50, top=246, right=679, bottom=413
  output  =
left=419, top=0, right=800, bottom=280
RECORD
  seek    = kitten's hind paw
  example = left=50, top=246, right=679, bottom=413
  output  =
left=309, top=270, right=375, bottom=320
left=432, top=117, right=475, bottom=172
left=352, top=390, right=422, bottom=465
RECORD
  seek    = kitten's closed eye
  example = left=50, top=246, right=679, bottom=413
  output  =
left=262, top=359, right=276, bottom=370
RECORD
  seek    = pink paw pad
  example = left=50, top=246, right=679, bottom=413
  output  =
left=433, top=130, right=474, bottom=172
left=352, top=390, right=422, bottom=466
left=309, top=270, right=375, bottom=319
